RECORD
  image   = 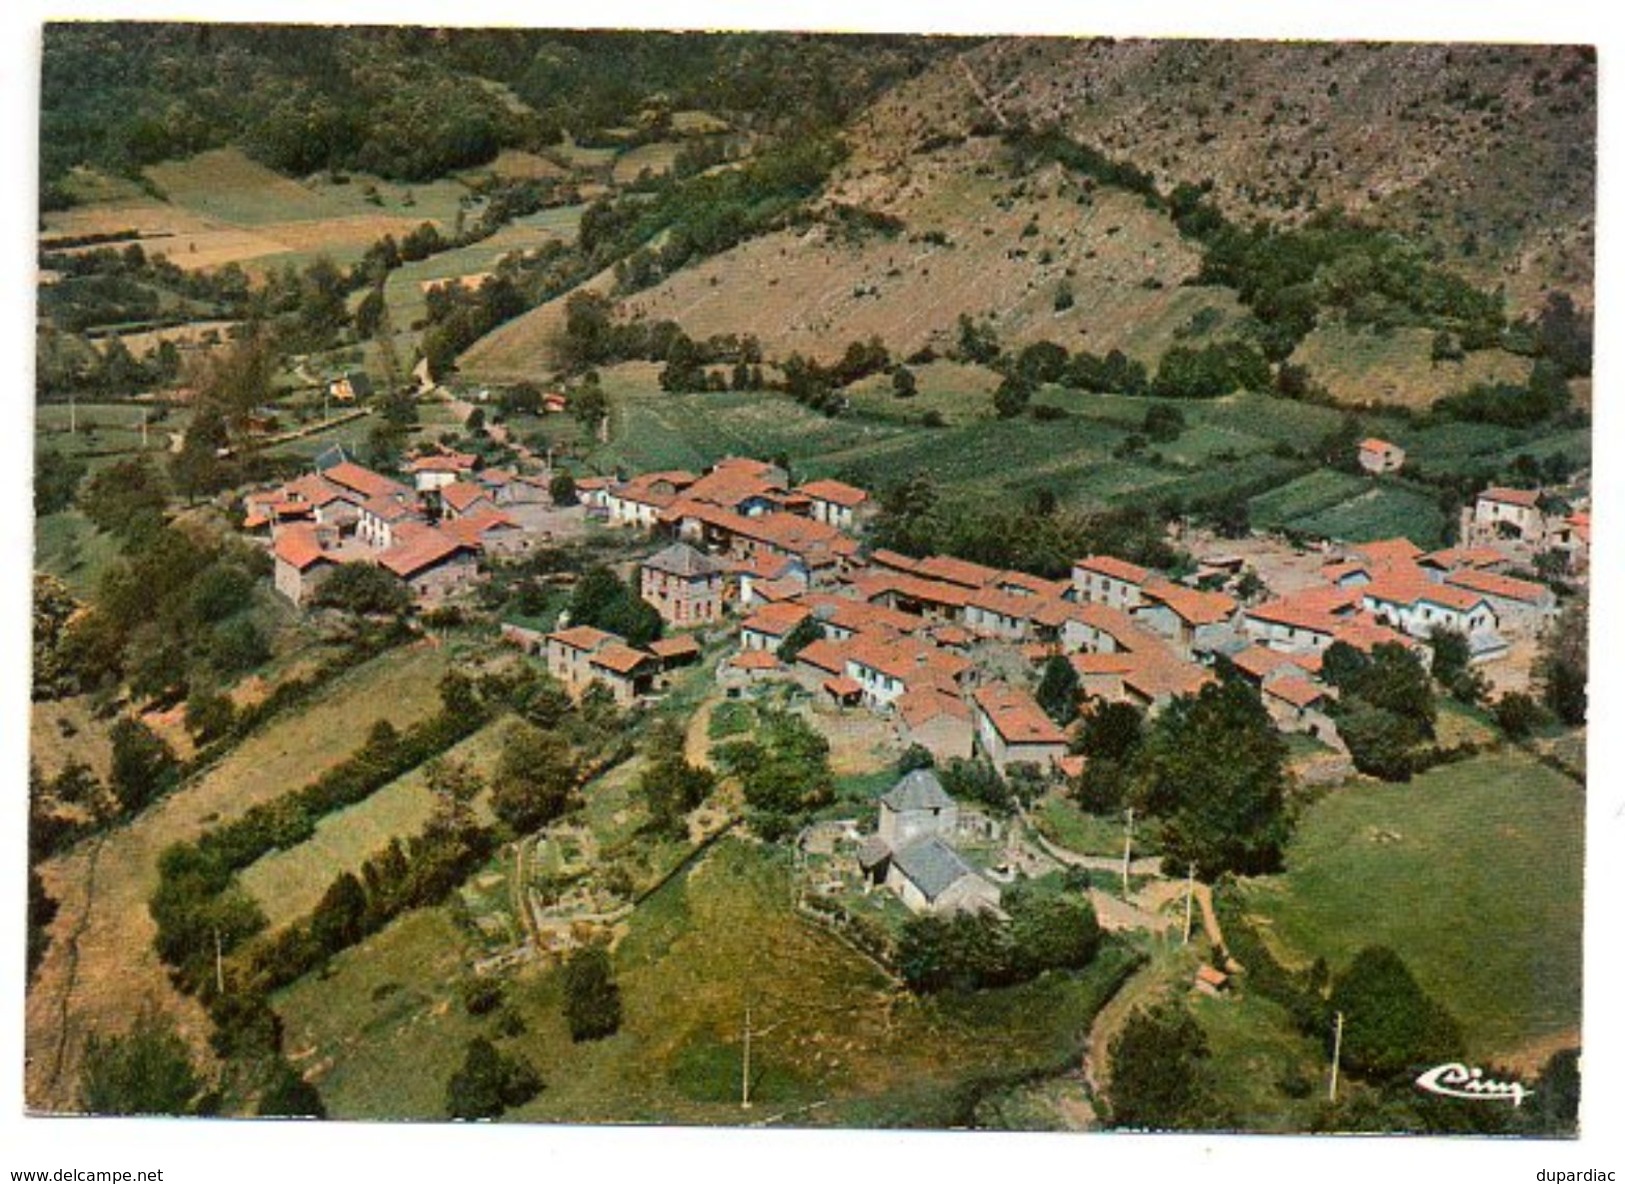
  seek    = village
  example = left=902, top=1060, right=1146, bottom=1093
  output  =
left=240, top=417, right=1589, bottom=955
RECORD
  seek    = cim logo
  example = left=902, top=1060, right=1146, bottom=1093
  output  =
left=1414, top=1062, right=1532, bottom=1107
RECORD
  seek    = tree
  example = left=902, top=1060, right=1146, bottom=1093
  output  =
left=1136, top=680, right=1290, bottom=878
left=1427, top=626, right=1470, bottom=690
left=1035, top=654, right=1080, bottom=726
left=775, top=614, right=824, bottom=663
left=1107, top=1004, right=1216, bottom=1129
left=184, top=690, right=237, bottom=744
left=638, top=719, right=714, bottom=837
left=1493, top=691, right=1544, bottom=740
left=891, top=365, right=917, bottom=398
left=1336, top=699, right=1423, bottom=781
left=312, top=562, right=411, bottom=617
left=1007, top=890, right=1101, bottom=978
left=256, top=1059, right=326, bottom=1119
left=310, top=871, right=368, bottom=953
left=35, top=447, right=87, bottom=515
left=567, top=566, right=662, bottom=648
left=445, top=1037, right=542, bottom=1120
left=1075, top=700, right=1144, bottom=762
left=1534, top=599, right=1588, bottom=726
left=1142, top=404, right=1185, bottom=443
left=1330, top=946, right=1464, bottom=1082
left=993, top=374, right=1033, bottom=419
left=79, top=1008, right=202, bottom=1116
left=109, top=716, right=180, bottom=814
left=548, top=472, right=578, bottom=506
left=490, top=721, right=578, bottom=834
left=724, top=709, right=834, bottom=839
left=561, top=944, right=623, bottom=1041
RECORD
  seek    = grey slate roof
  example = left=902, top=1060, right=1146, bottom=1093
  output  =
left=880, top=768, right=954, bottom=813
left=857, top=835, right=892, bottom=869
left=643, top=541, right=725, bottom=578
left=890, top=835, right=976, bottom=902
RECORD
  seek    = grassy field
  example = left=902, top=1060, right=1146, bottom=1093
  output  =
left=379, top=204, right=587, bottom=330
left=1033, top=792, right=1150, bottom=859
left=24, top=641, right=456, bottom=1111
left=1234, top=751, right=1583, bottom=1061
left=34, top=510, right=124, bottom=597
left=1189, top=987, right=1327, bottom=1132
left=240, top=716, right=510, bottom=929
left=276, top=837, right=1141, bottom=1124
left=1291, top=321, right=1535, bottom=409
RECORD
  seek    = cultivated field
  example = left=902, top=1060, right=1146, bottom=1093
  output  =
left=24, top=642, right=453, bottom=1112
left=1234, top=751, right=1583, bottom=1063
left=240, top=716, right=510, bottom=929
left=276, top=837, right=1141, bottom=1124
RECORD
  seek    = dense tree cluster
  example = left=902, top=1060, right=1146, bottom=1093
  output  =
left=715, top=708, right=834, bottom=840
left=896, top=886, right=1101, bottom=993
left=1322, top=642, right=1438, bottom=780
left=566, top=565, right=663, bottom=649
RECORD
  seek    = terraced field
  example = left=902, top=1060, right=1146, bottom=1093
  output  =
left=240, top=717, right=510, bottom=929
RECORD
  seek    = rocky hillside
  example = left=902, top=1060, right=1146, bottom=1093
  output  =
left=846, top=38, right=1595, bottom=314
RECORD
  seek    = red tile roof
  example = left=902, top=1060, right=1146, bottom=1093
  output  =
left=794, top=637, right=852, bottom=675
left=731, top=649, right=783, bottom=671
left=823, top=674, right=864, bottom=697
left=325, top=461, right=409, bottom=502
left=796, top=478, right=869, bottom=508
left=1074, top=554, right=1152, bottom=585
left=1070, top=651, right=1141, bottom=676
left=972, top=682, right=1067, bottom=746
left=1362, top=570, right=1489, bottom=614
left=1141, top=579, right=1237, bottom=626
left=406, top=451, right=477, bottom=473
left=742, top=601, right=814, bottom=638
left=1442, top=568, right=1551, bottom=605
left=272, top=526, right=334, bottom=572
left=1230, top=646, right=1319, bottom=681
left=1351, top=538, right=1426, bottom=566
left=845, top=635, right=971, bottom=690
left=548, top=624, right=620, bottom=652
left=1479, top=486, right=1540, bottom=508
left=1359, top=437, right=1400, bottom=452
left=647, top=635, right=701, bottom=660
left=440, top=481, right=492, bottom=514
left=590, top=644, right=656, bottom=675
left=1265, top=676, right=1327, bottom=709
left=896, top=686, right=970, bottom=727
left=1419, top=546, right=1507, bottom=571
left=914, top=555, right=1003, bottom=589
left=376, top=528, right=477, bottom=579
left=282, top=473, right=352, bottom=507
left=442, top=509, right=519, bottom=549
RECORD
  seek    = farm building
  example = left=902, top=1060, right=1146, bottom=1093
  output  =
left=971, top=682, right=1068, bottom=773
left=640, top=542, right=727, bottom=626
left=1357, top=437, right=1406, bottom=474
left=1072, top=555, right=1152, bottom=610
left=375, top=527, right=480, bottom=604
left=1468, top=486, right=1544, bottom=543
left=271, top=525, right=339, bottom=605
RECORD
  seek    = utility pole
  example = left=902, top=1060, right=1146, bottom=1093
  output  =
left=214, top=925, right=225, bottom=996
left=140, top=409, right=148, bottom=450
left=69, top=391, right=76, bottom=435
left=1121, top=806, right=1135, bottom=899
left=1183, top=863, right=1196, bottom=945
left=741, top=1003, right=753, bottom=1111
left=1329, top=1011, right=1345, bottom=1103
